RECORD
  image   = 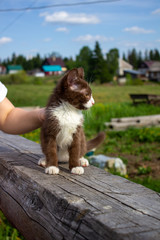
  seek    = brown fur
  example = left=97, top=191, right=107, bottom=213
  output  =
left=40, top=67, right=105, bottom=173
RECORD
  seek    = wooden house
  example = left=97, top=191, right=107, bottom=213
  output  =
left=117, top=59, right=133, bottom=83
left=139, top=61, right=160, bottom=82
left=7, top=65, right=23, bottom=74
left=0, top=65, right=6, bottom=74
left=42, top=57, right=67, bottom=75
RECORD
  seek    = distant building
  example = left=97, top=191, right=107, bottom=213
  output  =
left=124, top=69, right=141, bottom=79
left=27, top=68, right=45, bottom=77
left=0, top=65, right=6, bottom=74
left=42, top=57, right=67, bottom=75
left=139, top=61, right=160, bottom=82
left=118, top=59, right=133, bottom=76
left=117, top=59, right=133, bottom=83
left=7, top=65, right=23, bottom=74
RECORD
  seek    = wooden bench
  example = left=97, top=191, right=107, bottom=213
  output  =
left=130, top=94, right=160, bottom=105
left=0, top=131, right=160, bottom=240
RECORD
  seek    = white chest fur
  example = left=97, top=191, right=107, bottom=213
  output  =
left=49, top=101, right=83, bottom=149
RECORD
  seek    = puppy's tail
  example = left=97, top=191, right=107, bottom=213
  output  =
left=87, top=131, right=105, bottom=152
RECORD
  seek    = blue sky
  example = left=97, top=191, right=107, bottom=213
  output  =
left=0, top=0, right=160, bottom=60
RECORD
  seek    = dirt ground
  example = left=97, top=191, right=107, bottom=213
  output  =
left=109, top=143, right=160, bottom=179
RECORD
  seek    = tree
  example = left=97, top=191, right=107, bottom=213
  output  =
left=122, top=52, right=126, bottom=61
left=76, top=46, right=92, bottom=81
left=144, top=49, right=149, bottom=61
left=106, top=48, right=119, bottom=79
left=137, top=51, right=143, bottom=68
left=153, top=49, right=160, bottom=61
left=128, top=48, right=138, bottom=69
left=63, top=57, right=77, bottom=70
left=149, top=50, right=154, bottom=61
left=90, top=41, right=106, bottom=83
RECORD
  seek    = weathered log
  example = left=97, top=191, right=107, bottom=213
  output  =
left=105, top=114, right=160, bottom=130
left=111, top=114, right=160, bottom=123
left=0, top=131, right=160, bottom=240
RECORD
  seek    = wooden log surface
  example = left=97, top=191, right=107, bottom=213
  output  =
left=0, top=131, right=160, bottom=240
left=105, top=114, right=160, bottom=130
left=111, top=114, right=160, bottom=123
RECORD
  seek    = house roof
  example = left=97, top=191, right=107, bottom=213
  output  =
left=143, top=61, right=155, bottom=68
left=119, top=59, right=133, bottom=70
left=44, top=57, right=65, bottom=67
left=124, top=69, right=140, bottom=75
left=149, top=61, right=160, bottom=72
left=7, top=65, right=23, bottom=70
left=42, top=65, right=62, bottom=72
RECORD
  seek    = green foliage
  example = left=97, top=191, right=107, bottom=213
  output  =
left=137, top=166, right=152, bottom=175
left=84, top=102, right=160, bottom=137
left=131, top=177, right=160, bottom=193
left=63, top=57, right=77, bottom=70
left=126, top=74, right=144, bottom=85
left=75, top=46, right=92, bottom=81
left=1, top=71, right=29, bottom=84
left=106, top=48, right=119, bottom=80
left=2, top=45, right=160, bottom=85
left=126, top=48, right=160, bottom=69
left=0, top=211, right=24, bottom=240
left=3, top=53, right=43, bottom=71
left=0, top=71, right=60, bottom=86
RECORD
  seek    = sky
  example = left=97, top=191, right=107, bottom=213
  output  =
left=0, top=0, right=160, bottom=60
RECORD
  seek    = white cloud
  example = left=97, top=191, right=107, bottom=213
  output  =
left=118, top=41, right=140, bottom=48
left=74, top=34, right=113, bottom=42
left=43, top=38, right=52, bottom=42
left=40, top=11, right=100, bottom=24
left=56, top=27, right=68, bottom=32
left=152, top=8, right=160, bottom=15
left=123, top=26, right=154, bottom=34
left=156, top=39, right=160, bottom=42
left=0, top=37, right=12, bottom=45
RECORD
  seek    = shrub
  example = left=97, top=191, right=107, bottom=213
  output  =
left=0, top=71, right=32, bottom=84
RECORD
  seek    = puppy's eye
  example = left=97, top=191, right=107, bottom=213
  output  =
left=85, top=93, right=90, bottom=98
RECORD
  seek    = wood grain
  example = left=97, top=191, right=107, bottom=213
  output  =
left=0, top=131, right=160, bottom=240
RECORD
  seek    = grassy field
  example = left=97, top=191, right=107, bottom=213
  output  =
left=0, top=82, right=160, bottom=239
left=6, top=83, right=160, bottom=106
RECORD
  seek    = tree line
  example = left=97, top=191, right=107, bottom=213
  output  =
left=1, top=42, right=160, bottom=83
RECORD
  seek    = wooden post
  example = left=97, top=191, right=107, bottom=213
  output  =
left=0, top=131, right=160, bottom=240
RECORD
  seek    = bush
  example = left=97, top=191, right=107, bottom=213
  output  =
left=0, top=71, right=32, bottom=84
left=126, top=74, right=143, bottom=86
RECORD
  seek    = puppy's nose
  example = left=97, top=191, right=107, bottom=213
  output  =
left=91, top=97, right=95, bottom=105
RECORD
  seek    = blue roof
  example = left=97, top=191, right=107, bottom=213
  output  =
left=124, top=69, right=140, bottom=75
left=42, top=65, right=62, bottom=72
left=7, top=65, right=23, bottom=70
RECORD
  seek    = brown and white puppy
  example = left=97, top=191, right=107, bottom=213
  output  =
left=39, top=67, right=105, bottom=175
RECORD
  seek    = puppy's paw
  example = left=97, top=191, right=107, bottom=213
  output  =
left=71, top=166, right=84, bottom=175
left=80, top=157, right=89, bottom=167
left=45, top=166, right=59, bottom=175
left=38, top=158, right=46, bottom=167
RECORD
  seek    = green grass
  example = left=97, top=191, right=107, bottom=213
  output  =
left=0, top=211, right=24, bottom=240
left=92, top=84, right=160, bottom=104
left=83, top=102, right=160, bottom=137
left=6, top=83, right=160, bottom=106
left=131, top=177, right=160, bottom=193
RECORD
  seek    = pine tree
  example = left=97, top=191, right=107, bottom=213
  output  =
left=76, top=46, right=92, bottom=81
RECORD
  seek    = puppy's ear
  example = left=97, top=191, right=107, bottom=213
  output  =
left=67, top=69, right=80, bottom=91
left=77, top=67, right=84, bottom=78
